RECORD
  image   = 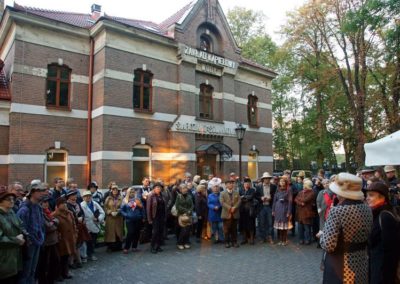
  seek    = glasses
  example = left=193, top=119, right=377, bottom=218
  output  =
left=4, top=197, right=15, bottom=202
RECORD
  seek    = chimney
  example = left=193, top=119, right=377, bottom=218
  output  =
left=91, top=4, right=101, bottom=21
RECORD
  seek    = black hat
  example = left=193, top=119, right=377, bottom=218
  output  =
left=40, top=195, right=51, bottom=203
left=366, top=181, right=390, bottom=201
left=87, top=182, right=98, bottom=190
left=56, top=196, right=67, bottom=207
left=243, top=177, right=252, bottom=183
left=361, top=166, right=375, bottom=174
left=66, top=190, right=78, bottom=198
left=152, top=182, right=163, bottom=190
left=224, top=179, right=234, bottom=184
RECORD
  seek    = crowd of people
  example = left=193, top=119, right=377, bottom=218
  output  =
left=0, top=166, right=399, bottom=284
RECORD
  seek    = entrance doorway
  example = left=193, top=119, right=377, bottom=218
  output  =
left=195, top=143, right=233, bottom=179
left=196, top=153, right=217, bottom=180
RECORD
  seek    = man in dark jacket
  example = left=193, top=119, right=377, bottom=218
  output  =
left=255, top=172, right=276, bottom=244
left=17, top=181, right=47, bottom=284
left=49, top=177, right=67, bottom=210
left=385, top=165, right=399, bottom=206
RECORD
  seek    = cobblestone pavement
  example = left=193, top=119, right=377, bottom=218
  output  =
left=69, top=235, right=323, bottom=284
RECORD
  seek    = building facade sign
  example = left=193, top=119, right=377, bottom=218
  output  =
left=184, top=45, right=237, bottom=69
left=171, top=115, right=235, bottom=136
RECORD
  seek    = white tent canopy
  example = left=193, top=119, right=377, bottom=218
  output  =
left=364, top=130, right=400, bottom=166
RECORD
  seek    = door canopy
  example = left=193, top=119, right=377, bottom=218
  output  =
left=196, top=143, right=233, bottom=160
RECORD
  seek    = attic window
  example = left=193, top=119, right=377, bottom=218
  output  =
left=200, top=34, right=212, bottom=52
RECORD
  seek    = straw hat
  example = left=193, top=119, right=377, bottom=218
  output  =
left=260, top=172, right=273, bottom=180
left=82, top=190, right=92, bottom=197
left=329, top=173, right=364, bottom=201
left=384, top=165, right=396, bottom=173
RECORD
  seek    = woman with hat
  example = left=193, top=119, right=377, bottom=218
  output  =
left=120, top=187, right=144, bottom=254
left=366, top=181, right=400, bottom=284
left=80, top=190, right=105, bottom=261
left=104, top=184, right=124, bottom=252
left=87, top=182, right=103, bottom=207
left=320, top=173, right=373, bottom=284
left=52, top=197, right=77, bottom=280
left=175, top=183, right=194, bottom=250
left=239, top=178, right=257, bottom=245
left=272, top=177, right=293, bottom=246
left=36, top=195, right=61, bottom=284
left=147, top=183, right=166, bottom=253
left=66, top=190, right=90, bottom=268
left=0, top=186, right=25, bottom=284
left=294, top=179, right=316, bottom=245
left=207, top=178, right=224, bottom=244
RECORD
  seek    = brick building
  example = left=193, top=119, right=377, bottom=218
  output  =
left=0, top=0, right=276, bottom=188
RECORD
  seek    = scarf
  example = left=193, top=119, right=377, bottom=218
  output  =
left=88, top=201, right=95, bottom=213
left=128, top=199, right=137, bottom=210
left=43, top=208, right=53, bottom=220
left=371, top=200, right=387, bottom=210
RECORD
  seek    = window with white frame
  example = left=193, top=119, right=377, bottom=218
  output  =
left=132, top=145, right=151, bottom=185
left=248, top=150, right=259, bottom=181
left=45, top=150, right=68, bottom=184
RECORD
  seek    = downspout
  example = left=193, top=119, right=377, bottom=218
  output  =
left=86, top=37, right=94, bottom=185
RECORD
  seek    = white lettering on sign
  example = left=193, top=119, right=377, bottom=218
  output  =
left=175, top=121, right=234, bottom=136
left=184, top=46, right=237, bottom=69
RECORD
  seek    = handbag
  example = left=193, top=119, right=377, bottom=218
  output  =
left=171, top=205, right=178, bottom=217
left=192, top=212, right=198, bottom=224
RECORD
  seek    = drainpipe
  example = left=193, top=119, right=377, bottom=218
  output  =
left=86, top=37, right=94, bottom=185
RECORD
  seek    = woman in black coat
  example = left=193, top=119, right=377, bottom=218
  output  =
left=195, top=185, right=208, bottom=242
left=366, top=181, right=399, bottom=284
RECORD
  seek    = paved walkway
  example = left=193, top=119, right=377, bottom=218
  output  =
left=69, top=235, right=323, bottom=284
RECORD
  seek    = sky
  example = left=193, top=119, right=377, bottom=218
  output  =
left=4, top=0, right=307, bottom=43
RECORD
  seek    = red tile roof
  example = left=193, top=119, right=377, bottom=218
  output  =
left=13, top=3, right=95, bottom=28
left=12, top=1, right=195, bottom=36
left=159, top=1, right=195, bottom=31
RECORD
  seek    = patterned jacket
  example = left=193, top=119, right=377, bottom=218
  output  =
left=320, top=199, right=372, bottom=284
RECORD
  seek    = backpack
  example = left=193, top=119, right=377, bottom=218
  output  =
left=379, top=207, right=400, bottom=284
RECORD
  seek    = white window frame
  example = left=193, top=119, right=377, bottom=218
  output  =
left=248, top=151, right=259, bottom=180
left=44, top=149, right=68, bottom=184
left=132, top=145, right=152, bottom=185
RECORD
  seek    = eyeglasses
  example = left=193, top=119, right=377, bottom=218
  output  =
left=4, top=197, right=15, bottom=202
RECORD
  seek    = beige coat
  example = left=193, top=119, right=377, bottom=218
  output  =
left=104, top=195, right=124, bottom=243
left=220, top=190, right=241, bottom=219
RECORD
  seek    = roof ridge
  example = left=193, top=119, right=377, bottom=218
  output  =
left=13, top=2, right=90, bottom=16
left=159, top=0, right=195, bottom=29
left=107, top=14, right=158, bottom=26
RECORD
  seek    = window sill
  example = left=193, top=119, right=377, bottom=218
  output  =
left=248, top=124, right=260, bottom=128
left=133, top=108, right=154, bottom=114
left=195, top=117, right=224, bottom=124
left=46, top=105, right=71, bottom=111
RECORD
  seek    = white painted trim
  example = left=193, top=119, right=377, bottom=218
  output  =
left=0, top=155, right=8, bottom=164
left=10, top=103, right=88, bottom=119
left=91, top=68, right=272, bottom=109
left=152, top=152, right=196, bottom=161
left=0, top=108, right=9, bottom=126
left=0, top=154, right=87, bottom=165
left=229, top=155, right=273, bottom=162
left=13, top=64, right=89, bottom=84
left=91, top=106, right=177, bottom=122
left=91, top=151, right=131, bottom=161
left=68, top=156, right=88, bottom=165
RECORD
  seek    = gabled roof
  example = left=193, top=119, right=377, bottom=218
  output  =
left=159, top=1, right=196, bottom=32
left=13, top=3, right=95, bottom=28
left=104, top=14, right=164, bottom=36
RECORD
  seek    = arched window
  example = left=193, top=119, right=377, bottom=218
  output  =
left=45, top=149, right=68, bottom=184
left=247, top=95, right=258, bottom=127
left=199, top=83, right=213, bottom=119
left=133, top=69, right=153, bottom=112
left=200, top=34, right=213, bottom=52
left=132, top=145, right=151, bottom=185
left=46, top=64, right=71, bottom=108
